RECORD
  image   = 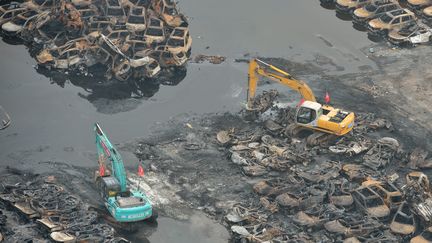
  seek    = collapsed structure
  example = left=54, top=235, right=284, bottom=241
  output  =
left=0, top=0, right=191, bottom=81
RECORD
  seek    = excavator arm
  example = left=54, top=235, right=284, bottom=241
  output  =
left=95, top=123, right=128, bottom=193
left=247, top=58, right=316, bottom=109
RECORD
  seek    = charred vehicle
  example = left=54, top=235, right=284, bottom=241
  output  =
left=411, top=227, right=432, bottom=243
left=361, top=179, right=403, bottom=209
left=390, top=202, right=416, bottom=235
left=86, top=16, right=114, bottom=33
left=2, top=10, right=39, bottom=35
left=126, top=6, right=146, bottom=32
left=422, top=5, right=432, bottom=23
left=388, top=22, right=432, bottom=45
left=36, top=38, right=99, bottom=69
left=125, top=34, right=149, bottom=55
left=151, top=45, right=187, bottom=67
left=0, top=2, right=27, bottom=26
left=21, top=0, right=56, bottom=10
left=352, top=0, right=400, bottom=25
left=336, top=0, right=374, bottom=14
left=144, top=16, right=165, bottom=45
left=407, top=0, right=432, bottom=11
left=102, top=0, right=125, bottom=17
left=0, top=0, right=190, bottom=81
left=352, top=186, right=390, bottom=218
left=151, top=0, right=185, bottom=27
left=100, top=25, right=129, bottom=42
left=320, top=0, right=336, bottom=4
left=75, top=4, right=99, bottom=20
left=367, top=8, right=417, bottom=36
left=165, top=26, right=192, bottom=57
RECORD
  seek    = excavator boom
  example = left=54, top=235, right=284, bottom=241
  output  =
left=95, top=123, right=127, bottom=192
left=247, top=58, right=316, bottom=109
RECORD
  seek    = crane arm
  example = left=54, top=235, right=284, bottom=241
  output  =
left=95, top=123, right=127, bottom=192
left=247, top=59, right=316, bottom=109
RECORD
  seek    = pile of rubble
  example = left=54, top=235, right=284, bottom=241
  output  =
left=0, top=173, right=128, bottom=242
left=0, top=0, right=191, bottom=81
left=216, top=95, right=432, bottom=242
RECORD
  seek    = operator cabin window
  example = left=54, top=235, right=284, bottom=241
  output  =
left=297, top=107, right=316, bottom=124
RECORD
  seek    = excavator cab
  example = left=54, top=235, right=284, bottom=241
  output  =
left=296, top=101, right=321, bottom=125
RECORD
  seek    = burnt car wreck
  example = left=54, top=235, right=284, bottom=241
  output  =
left=0, top=0, right=191, bottom=81
left=0, top=173, right=130, bottom=242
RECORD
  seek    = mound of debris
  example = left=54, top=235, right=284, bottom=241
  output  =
left=214, top=99, right=432, bottom=242
left=0, top=0, right=191, bottom=81
left=0, top=172, right=128, bottom=242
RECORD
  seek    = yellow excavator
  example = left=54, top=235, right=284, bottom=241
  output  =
left=247, top=58, right=355, bottom=145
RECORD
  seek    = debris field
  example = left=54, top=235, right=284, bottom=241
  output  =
left=0, top=0, right=191, bottom=81
left=128, top=89, right=432, bottom=242
left=1, top=0, right=432, bottom=242
left=0, top=171, right=130, bottom=242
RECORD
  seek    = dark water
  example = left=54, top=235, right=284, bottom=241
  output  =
left=0, top=0, right=376, bottom=242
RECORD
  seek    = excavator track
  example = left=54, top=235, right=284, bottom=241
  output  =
left=306, top=132, right=337, bottom=146
left=285, top=123, right=307, bottom=137
left=285, top=124, right=337, bottom=146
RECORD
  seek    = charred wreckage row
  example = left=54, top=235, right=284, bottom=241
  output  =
left=216, top=92, right=432, bottom=242
left=320, top=0, right=432, bottom=46
left=0, top=0, right=191, bottom=81
left=0, top=174, right=130, bottom=242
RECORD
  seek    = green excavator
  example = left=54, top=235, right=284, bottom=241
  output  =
left=94, top=123, right=157, bottom=222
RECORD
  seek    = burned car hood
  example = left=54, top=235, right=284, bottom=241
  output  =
left=354, top=8, right=371, bottom=18
left=368, top=19, right=384, bottom=29
left=2, top=21, right=23, bottom=32
left=388, top=29, right=409, bottom=39
left=337, top=0, right=355, bottom=7
left=408, top=0, right=430, bottom=5
left=367, top=205, right=390, bottom=218
left=423, top=6, right=432, bottom=16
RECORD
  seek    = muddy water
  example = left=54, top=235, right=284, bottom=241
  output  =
left=0, top=0, right=376, bottom=242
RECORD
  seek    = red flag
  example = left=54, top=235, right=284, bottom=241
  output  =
left=138, top=164, right=145, bottom=177
left=324, top=91, right=331, bottom=104
left=297, top=98, right=305, bottom=107
left=99, top=165, right=105, bottom=177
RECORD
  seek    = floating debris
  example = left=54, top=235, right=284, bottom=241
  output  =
left=191, top=54, right=226, bottom=64
left=0, top=105, right=11, bottom=130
